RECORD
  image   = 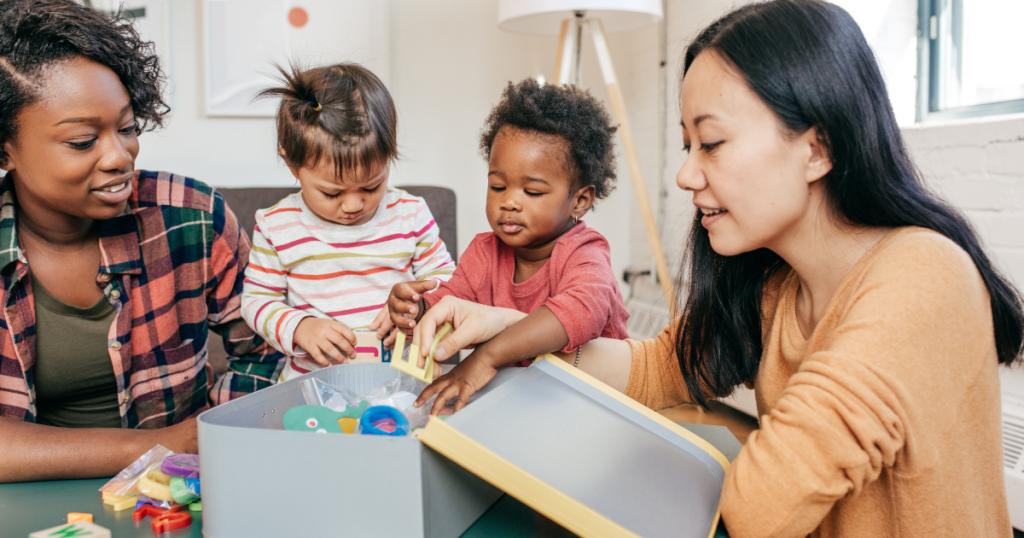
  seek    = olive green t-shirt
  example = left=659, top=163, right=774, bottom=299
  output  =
left=31, top=274, right=122, bottom=428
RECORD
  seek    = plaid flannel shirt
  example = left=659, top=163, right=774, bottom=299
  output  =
left=0, top=171, right=283, bottom=428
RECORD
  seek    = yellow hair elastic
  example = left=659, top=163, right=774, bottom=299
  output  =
left=313, top=102, right=322, bottom=111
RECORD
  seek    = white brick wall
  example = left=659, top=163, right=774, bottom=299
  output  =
left=904, top=114, right=1024, bottom=290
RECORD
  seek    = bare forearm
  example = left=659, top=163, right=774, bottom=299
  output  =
left=475, top=307, right=568, bottom=367
left=553, top=337, right=632, bottom=393
left=0, top=417, right=195, bottom=483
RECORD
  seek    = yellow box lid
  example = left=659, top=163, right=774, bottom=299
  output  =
left=419, top=355, right=729, bottom=538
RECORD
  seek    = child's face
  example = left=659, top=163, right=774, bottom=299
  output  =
left=289, top=157, right=389, bottom=226
left=485, top=127, right=592, bottom=258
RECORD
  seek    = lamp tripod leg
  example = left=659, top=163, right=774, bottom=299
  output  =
left=554, top=18, right=576, bottom=86
left=588, top=19, right=677, bottom=315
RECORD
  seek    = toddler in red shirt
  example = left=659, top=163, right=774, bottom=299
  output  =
left=374, top=79, right=629, bottom=397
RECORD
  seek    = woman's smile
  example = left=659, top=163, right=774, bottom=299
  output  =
left=698, top=206, right=729, bottom=228
left=90, top=173, right=134, bottom=204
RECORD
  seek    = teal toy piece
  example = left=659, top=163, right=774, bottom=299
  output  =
left=339, top=400, right=369, bottom=419
left=283, top=405, right=344, bottom=434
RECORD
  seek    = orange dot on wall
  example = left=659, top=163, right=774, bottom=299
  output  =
left=288, top=7, right=308, bottom=28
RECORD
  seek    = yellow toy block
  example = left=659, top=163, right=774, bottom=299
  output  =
left=102, top=493, right=138, bottom=511
left=391, top=324, right=451, bottom=383
left=66, top=513, right=92, bottom=523
left=31, top=521, right=110, bottom=538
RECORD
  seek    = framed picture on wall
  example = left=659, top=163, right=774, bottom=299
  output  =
left=201, top=0, right=390, bottom=118
left=202, top=0, right=288, bottom=117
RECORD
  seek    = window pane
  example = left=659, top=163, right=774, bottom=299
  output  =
left=943, top=0, right=1024, bottom=108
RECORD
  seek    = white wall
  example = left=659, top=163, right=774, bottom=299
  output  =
left=134, top=0, right=664, bottom=290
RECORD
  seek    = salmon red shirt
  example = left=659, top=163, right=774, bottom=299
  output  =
left=426, top=222, right=629, bottom=365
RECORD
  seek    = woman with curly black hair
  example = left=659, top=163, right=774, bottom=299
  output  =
left=0, top=0, right=281, bottom=482
left=379, top=79, right=630, bottom=413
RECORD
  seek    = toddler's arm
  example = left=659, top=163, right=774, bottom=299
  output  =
left=240, top=212, right=316, bottom=357
left=409, top=201, right=455, bottom=283
left=415, top=306, right=570, bottom=414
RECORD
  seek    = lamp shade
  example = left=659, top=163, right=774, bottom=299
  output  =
left=498, top=0, right=663, bottom=35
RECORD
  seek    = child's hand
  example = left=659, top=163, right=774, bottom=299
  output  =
left=387, top=279, right=439, bottom=332
left=414, top=352, right=498, bottom=415
left=293, top=317, right=357, bottom=367
left=368, top=305, right=397, bottom=349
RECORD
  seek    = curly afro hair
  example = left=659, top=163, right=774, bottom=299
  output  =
left=0, top=0, right=168, bottom=165
left=480, top=79, right=618, bottom=200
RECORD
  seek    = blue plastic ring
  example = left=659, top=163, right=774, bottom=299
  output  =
left=359, top=406, right=410, bottom=436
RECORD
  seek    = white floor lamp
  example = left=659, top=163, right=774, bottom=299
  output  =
left=498, top=0, right=676, bottom=314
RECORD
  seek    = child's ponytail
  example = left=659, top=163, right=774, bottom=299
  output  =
left=259, top=63, right=397, bottom=178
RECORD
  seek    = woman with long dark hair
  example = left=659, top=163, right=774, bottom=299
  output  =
left=413, top=0, right=1023, bottom=535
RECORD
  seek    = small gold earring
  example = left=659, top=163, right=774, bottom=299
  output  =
left=573, top=214, right=579, bottom=224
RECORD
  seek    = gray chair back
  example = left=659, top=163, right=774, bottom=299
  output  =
left=216, top=186, right=457, bottom=261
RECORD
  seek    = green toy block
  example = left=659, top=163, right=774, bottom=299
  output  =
left=30, top=521, right=111, bottom=538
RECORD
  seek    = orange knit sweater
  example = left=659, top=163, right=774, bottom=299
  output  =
left=626, top=227, right=1012, bottom=538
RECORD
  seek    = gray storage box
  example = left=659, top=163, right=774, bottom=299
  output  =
left=197, top=364, right=509, bottom=538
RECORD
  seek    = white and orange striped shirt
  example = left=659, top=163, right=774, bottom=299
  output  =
left=241, top=188, right=454, bottom=380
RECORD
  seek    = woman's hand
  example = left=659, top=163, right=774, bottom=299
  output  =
left=411, top=296, right=527, bottom=366
left=293, top=318, right=357, bottom=367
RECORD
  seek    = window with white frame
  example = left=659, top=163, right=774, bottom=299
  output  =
left=917, top=0, right=1024, bottom=121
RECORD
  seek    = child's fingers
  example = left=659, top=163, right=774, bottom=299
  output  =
left=382, top=330, right=397, bottom=350
left=368, top=305, right=389, bottom=332
left=392, top=297, right=418, bottom=316
left=323, top=330, right=355, bottom=359
left=393, top=283, right=419, bottom=301
left=431, top=383, right=461, bottom=416
left=308, top=347, right=332, bottom=368
left=395, top=279, right=438, bottom=302
left=414, top=376, right=446, bottom=408
left=319, top=340, right=348, bottom=364
left=331, top=321, right=357, bottom=345
left=452, top=387, right=472, bottom=413
left=376, top=317, right=395, bottom=341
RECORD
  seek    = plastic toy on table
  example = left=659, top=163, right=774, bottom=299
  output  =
left=133, top=503, right=192, bottom=534
left=99, top=444, right=173, bottom=498
left=170, top=476, right=200, bottom=505
left=102, top=492, right=137, bottom=511
left=136, top=468, right=175, bottom=502
left=391, top=323, right=452, bottom=383
left=161, top=453, right=200, bottom=479
left=30, top=521, right=110, bottom=538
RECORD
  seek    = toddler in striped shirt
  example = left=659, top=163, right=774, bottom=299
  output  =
left=241, top=63, right=454, bottom=381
